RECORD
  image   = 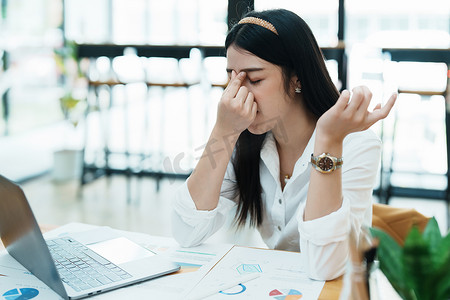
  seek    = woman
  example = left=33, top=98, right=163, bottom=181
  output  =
left=171, top=9, right=396, bottom=280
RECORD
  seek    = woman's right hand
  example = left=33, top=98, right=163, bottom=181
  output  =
left=215, top=71, right=258, bottom=135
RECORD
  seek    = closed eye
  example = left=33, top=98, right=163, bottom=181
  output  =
left=249, top=79, right=262, bottom=85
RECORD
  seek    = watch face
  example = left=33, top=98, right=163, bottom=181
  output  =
left=318, top=156, right=334, bottom=171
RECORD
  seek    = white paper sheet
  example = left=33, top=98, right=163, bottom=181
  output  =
left=0, top=276, right=64, bottom=300
left=187, top=246, right=325, bottom=300
left=0, top=255, right=64, bottom=300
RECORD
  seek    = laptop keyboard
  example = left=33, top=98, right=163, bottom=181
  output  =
left=47, top=237, right=132, bottom=292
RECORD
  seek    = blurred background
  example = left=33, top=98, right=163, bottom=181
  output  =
left=0, top=0, right=449, bottom=245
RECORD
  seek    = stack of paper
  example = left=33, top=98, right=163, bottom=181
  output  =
left=186, top=246, right=325, bottom=300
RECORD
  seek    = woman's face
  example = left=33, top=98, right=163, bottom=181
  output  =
left=226, top=45, right=296, bottom=135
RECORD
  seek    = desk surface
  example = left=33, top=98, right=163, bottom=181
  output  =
left=0, top=225, right=343, bottom=299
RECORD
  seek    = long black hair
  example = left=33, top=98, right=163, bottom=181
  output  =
left=226, top=9, right=340, bottom=227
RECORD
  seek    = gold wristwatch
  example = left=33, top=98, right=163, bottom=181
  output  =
left=310, top=153, right=343, bottom=173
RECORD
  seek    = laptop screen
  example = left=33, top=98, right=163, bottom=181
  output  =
left=0, top=175, right=68, bottom=299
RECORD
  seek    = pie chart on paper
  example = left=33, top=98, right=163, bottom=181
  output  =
left=2, top=288, right=39, bottom=300
left=269, top=288, right=303, bottom=300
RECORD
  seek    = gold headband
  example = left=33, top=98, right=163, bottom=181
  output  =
left=238, top=17, right=278, bottom=35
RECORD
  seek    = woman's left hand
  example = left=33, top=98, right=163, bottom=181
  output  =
left=316, top=86, right=397, bottom=144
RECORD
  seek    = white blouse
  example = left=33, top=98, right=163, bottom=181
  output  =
left=171, top=129, right=380, bottom=280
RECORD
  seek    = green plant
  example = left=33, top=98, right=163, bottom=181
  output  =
left=54, top=41, right=87, bottom=128
left=59, top=92, right=84, bottom=127
left=370, top=217, right=450, bottom=300
left=54, top=40, right=82, bottom=79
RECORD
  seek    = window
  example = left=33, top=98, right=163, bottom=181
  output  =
left=64, top=0, right=228, bottom=45
left=255, top=0, right=339, bottom=47
left=345, top=0, right=450, bottom=48
left=0, top=0, right=63, bottom=135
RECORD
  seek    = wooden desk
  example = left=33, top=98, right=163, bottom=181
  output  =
left=1, top=225, right=343, bottom=299
left=320, top=277, right=343, bottom=300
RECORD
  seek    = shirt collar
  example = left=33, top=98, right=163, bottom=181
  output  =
left=260, top=131, right=280, bottom=182
left=291, top=129, right=316, bottom=179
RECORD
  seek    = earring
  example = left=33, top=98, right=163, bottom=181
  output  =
left=295, top=87, right=302, bottom=94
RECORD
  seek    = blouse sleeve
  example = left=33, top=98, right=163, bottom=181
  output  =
left=297, top=130, right=380, bottom=280
left=171, top=162, right=238, bottom=247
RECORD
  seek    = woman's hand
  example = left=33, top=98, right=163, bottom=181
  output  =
left=316, top=86, right=397, bottom=144
left=215, top=71, right=258, bottom=135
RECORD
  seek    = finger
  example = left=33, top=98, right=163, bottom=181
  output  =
left=380, top=93, right=397, bottom=117
left=230, top=70, right=236, bottom=81
left=243, top=90, right=254, bottom=107
left=223, top=72, right=246, bottom=99
left=235, top=86, right=250, bottom=105
left=225, top=70, right=236, bottom=91
left=372, top=103, right=382, bottom=110
left=335, top=89, right=351, bottom=110
left=355, top=86, right=373, bottom=114
left=223, top=70, right=236, bottom=95
left=347, top=86, right=369, bottom=112
left=251, top=101, right=258, bottom=117
left=367, top=93, right=397, bottom=123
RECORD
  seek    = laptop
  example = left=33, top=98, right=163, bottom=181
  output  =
left=0, top=175, right=180, bottom=299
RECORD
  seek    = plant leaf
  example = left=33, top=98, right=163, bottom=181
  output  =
left=371, top=221, right=450, bottom=300
left=433, top=235, right=450, bottom=300
left=370, top=227, right=411, bottom=298
left=403, top=226, right=432, bottom=300
left=434, top=228, right=450, bottom=272
left=422, top=217, right=440, bottom=247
